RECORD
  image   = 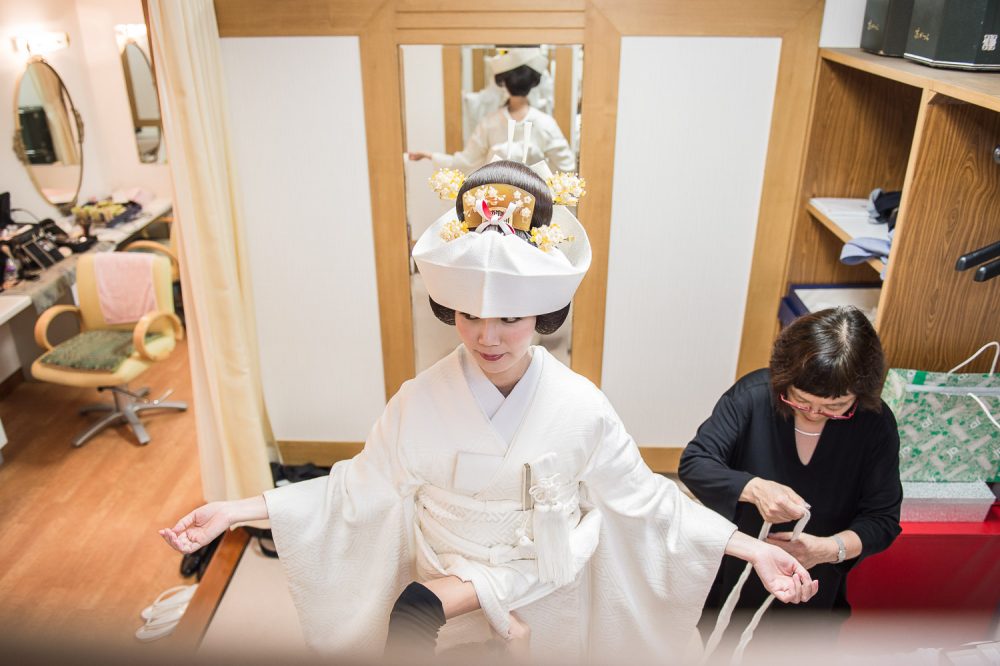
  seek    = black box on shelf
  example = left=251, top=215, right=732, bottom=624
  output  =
left=904, top=0, right=1000, bottom=70
left=862, top=0, right=916, bottom=56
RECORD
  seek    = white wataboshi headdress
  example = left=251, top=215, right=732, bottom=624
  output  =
left=412, top=121, right=589, bottom=318
left=487, top=47, right=549, bottom=75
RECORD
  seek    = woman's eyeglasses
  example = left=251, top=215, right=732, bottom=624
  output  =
left=779, top=394, right=857, bottom=420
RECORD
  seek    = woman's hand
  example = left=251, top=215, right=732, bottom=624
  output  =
left=160, top=496, right=269, bottom=554
left=740, top=477, right=809, bottom=523
left=160, top=502, right=232, bottom=553
left=159, top=502, right=232, bottom=554
left=766, top=532, right=838, bottom=570
left=751, top=542, right=819, bottom=604
left=407, top=151, right=432, bottom=161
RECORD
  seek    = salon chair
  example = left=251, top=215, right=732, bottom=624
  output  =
left=31, top=253, right=186, bottom=447
left=120, top=215, right=184, bottom=324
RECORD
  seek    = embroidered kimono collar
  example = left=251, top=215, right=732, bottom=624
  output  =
left=459, top=344, right=544, bottom=445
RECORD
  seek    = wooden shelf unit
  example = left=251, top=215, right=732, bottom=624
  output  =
left=779, top=48, right=1000, bottom=373
left=804, top=201, right=886, bottom=274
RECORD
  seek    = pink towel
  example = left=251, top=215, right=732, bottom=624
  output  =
left=93, top=253, right=159, bottom=325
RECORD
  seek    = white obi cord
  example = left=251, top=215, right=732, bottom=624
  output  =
left=526, top=453, right=578, bottom=586
left=703, top=507, right=811, bottom=665
left=412, top=452, right=600, bottom=639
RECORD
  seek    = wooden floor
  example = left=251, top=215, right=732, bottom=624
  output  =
left=0, top=340, right=203, bottom=654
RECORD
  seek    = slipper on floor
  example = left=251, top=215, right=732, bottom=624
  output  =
left=134, top=605, right=188, bottom=642
left=139, top=583, right=198, bottom=621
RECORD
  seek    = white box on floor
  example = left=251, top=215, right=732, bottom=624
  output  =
left=901, top=481, right=996, bottom=522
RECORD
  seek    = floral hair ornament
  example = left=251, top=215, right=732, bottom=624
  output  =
left=461, top=183, right=536, bottom=234
left=412, top=155, right=592, bottom=318
left=546, top=171, right=586, bottom=206
left=430, top=121, right=586, bottom=250
left=428, top=168, right=465, bottom=201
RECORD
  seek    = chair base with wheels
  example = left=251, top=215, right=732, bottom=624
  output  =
left=72, top=384, right=187, bottom=447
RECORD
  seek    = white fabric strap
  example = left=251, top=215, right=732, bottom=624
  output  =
left=703, top=507, right=811, bottom=665
left=522, top=121, right=533, bottom=164
left=505, top=118, right=516, bottom=160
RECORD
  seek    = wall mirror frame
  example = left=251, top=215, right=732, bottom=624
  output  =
left=12, top=56, right=85, bottom=214
left=214, top=0, right=824, bottom=428
left=120, top=36, right=165, bottom=163
left=116, top=21, right=167, bottom=165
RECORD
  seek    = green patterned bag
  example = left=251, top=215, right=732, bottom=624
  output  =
left=882, top=343, right=1000, bottom=483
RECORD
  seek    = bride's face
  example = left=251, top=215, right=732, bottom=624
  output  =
left=455, top=314, right=536, bottom=379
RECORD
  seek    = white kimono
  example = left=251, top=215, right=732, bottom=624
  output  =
left=264, top=345, right=736, bottom=662
left=431, top=107, right=577, bottom=174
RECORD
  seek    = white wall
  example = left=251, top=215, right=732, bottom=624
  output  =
left=74, top=0, right=171, bottom=195
left=220, top=36, right=386, bottom=443
left=600, top=1, right=867, bottom=447
left=401, top=45, right=447, bottom=241
left=820, top=0, right=867, bottom=47
left=601, top=37, right=781, bottom=446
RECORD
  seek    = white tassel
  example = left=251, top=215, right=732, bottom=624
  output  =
left=529, top=470, right=574, bottom=586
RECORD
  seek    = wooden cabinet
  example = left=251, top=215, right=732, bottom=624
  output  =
left=777, top=48, right=1000, bottom=373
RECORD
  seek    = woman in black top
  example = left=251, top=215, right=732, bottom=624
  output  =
left=679, top=306, right=902, bottom=632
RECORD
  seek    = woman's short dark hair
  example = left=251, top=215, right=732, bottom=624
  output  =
left=770, top=306, right=886, bottom=416
left=428, top=160, right=569, bottom=334
left=495, top=64, right=542, bottom=97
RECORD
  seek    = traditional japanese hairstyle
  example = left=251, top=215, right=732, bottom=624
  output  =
left=488, top=47, right=548, bottom=97
left=413, top=127, right=589, bottom=333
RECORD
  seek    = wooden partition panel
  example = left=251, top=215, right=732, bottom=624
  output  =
left=441, top=46, right=462, bottom=153
left=880, top=97, right=1000, bottom=372
left=215, top=0, right=822, bottom=395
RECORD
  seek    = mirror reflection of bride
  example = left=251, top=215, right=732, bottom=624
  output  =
left=408, top=48, right=576, bottom=173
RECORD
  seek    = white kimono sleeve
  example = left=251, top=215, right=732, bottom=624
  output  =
left=580, top=397, right=736, bottom=659
left=263, top=392, right=417, bottom=657
left=540, top=126, right=576, bottom=173
left=431, top=118, right=491, bottom=171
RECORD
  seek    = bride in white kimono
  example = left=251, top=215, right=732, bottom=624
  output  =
left=408, top=47, right=577, bottom=174
left=160, top=158, right=817, bottom=663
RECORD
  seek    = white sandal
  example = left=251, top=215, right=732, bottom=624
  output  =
left=139, top=583, right=198, bottom=621
left=134, top=605, right=188, bottom=642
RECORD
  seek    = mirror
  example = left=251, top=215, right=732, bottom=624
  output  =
left=13, top=58, right=84, bottom=213
left=118, top=29, right=165, bottom=164
left=401, top=44, right=584, bottom=372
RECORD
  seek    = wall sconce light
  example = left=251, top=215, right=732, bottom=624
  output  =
left=11, top=31, right=70, bottom=58
left=114, top=23, right=147, bottom=50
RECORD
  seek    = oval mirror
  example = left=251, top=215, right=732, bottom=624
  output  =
left=13, top=58, right=84, bottom=214
left=120, top=39, right=165, bottom=164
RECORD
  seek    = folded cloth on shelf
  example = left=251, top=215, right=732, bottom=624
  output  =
left=841, top=237, right=890, bottom=263
left=93, top=252, right=158, bottom=324
left=867, top=188, right=901, bottom=229
left=841, top=229, right=895, bottom=279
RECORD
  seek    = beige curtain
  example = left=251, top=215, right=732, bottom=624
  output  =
left=146, top=0, right=274, bottom=501
left=28, top=65, right=80, bottom=165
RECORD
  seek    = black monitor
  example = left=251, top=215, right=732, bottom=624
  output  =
left=0, top=192, right=10, bottom=228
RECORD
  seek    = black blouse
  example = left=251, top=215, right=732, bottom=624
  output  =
left=679, top=369, right=902, bottom=611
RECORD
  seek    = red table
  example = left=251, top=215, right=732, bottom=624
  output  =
left=842, top=504, right=1000, bottom=648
